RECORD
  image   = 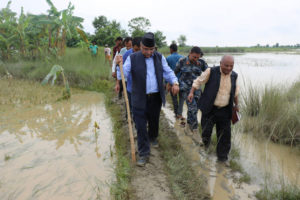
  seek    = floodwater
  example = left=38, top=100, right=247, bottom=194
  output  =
left=205, top=52, right=300, bottom=87
left=163, top=52, right=300, bottom=199
left=0, top=82, right=115, bottom=200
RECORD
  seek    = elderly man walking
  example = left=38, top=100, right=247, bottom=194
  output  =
left=116, top=32, right=179, bottom=166
left=188, top=55, right=239, bottom=162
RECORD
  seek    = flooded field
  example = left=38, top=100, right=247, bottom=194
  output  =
left=0, top=80, right=115, bottom=200
left=205, top=52, right=300, bottom=87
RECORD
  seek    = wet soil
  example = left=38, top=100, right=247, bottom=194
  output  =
left=0, top=79, right=115, bottom=200
left=114, top=98, right=173, bottom=200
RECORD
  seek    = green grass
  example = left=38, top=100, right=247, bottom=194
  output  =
left=241, top=83, right=300, bottom=146
left=1, top=47, right=111, bottom=88
left=256, top=185, right=300, bottom=200
left=158, top=113, right=210, bottom=200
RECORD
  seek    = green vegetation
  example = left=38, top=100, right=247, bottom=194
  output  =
left=256, top=184, right=300, bottom=200
left=241, top=82, right=300, bottom=147
left=159, top=114, right=209, bottom=200
left=4, top=154, right=11, bottom=161
left=41, top=65, right=71, bottom=99
left=0, top=0, right=85, bottom=61
left=0, top=48, right=111, bottom=87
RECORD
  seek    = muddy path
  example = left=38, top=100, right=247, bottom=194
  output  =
left=162, top=102, right=260, bottom=200
left=114, top=98, right=173, bottom=200
left=0, top=80, right=115, bottom=200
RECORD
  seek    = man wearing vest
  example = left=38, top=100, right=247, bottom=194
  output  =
left=116, top=32, right=179, bottom=167
left=187, top=55, right=239, bottom=162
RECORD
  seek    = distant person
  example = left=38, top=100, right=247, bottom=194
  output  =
left=188, top=55, right=239, bottom=163
left=119, top=37, right=133, bottom=55
left=166, top=43, right=184, bottom=119
left=174, top=46, right=208, bottom=135
left=89, top=41, right=98, bottom=57
left=104, top=44, right=112, bottom=66
left=115, top=32, right=179, bottom=167
left=112, top=37, right=123, bottom=79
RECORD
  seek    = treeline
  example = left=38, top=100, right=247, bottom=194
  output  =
left=0, top=0, right=172, bottom=61
left=0, top=0, right=85, bottom=61
left=89, top=16, right=167, bottom=48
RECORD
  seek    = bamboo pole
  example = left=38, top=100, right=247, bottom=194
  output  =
left=119, top=58, right=136, bottom=163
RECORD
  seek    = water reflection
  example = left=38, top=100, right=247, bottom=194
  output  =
left=0, top=91, right=115, bottom=200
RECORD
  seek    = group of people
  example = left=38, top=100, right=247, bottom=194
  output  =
left=88, top=41, right=113, bottom=66
left=113, top=32, right=239, bottom=167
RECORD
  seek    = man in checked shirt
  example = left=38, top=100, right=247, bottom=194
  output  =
left=188, top=55, right=239, bottom=162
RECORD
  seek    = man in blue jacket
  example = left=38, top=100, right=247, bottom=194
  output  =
left=116, top=32, right=179, bottom=166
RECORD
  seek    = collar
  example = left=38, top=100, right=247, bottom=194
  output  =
left=186, top=56, right=199, bottom=65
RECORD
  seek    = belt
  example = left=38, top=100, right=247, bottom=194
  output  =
left=213, top=105, right=226, bottom=109
left=146, top=92, right=160, bottom=97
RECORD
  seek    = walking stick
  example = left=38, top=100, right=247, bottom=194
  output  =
left=119, top=60, right=136, bottom=163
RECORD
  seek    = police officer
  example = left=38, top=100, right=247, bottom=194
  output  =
left=174, top=46, right=208, bottom=135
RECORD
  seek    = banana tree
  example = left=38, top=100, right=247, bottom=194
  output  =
left=16, top=7, right=30, bottom=58
left=0, top=1, right=18, bottom=60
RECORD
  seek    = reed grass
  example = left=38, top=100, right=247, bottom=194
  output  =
left=241, top=82, right=300, bottom=146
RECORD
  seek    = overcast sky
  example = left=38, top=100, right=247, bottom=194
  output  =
left=1, top=0, right=300, bottom=46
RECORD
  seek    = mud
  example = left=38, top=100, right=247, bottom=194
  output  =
left=115, top=97, right=173, bottom=200
left=0, top=80, right=115, bottom=200
left=131, top=147, right=172, bottom=200
left=162, top=102, right=260, bottom=200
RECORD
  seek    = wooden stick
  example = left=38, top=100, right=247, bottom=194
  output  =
left=119, top=60, right=136, bottom=163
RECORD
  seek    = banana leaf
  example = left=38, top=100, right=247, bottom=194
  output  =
left=41, top=65, right=63, bottom=85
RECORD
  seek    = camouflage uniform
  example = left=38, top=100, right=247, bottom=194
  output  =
left=174, top=56, right=208, bottom=130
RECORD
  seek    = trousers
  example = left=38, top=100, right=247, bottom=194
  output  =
left=201, top=105, right=231, bottom=160
left=132, top=93, right=162, bottom=157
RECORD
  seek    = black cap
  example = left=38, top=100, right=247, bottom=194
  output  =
left=142, top=32, right=155, bottom=47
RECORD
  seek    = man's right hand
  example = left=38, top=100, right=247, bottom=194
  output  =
left=112, top=72, right=116, bottom=78
left=114, top=83, right=120, bottom=93
left=187, top=92, right=194, bottom=102
left=115, top=55, right=123, bottom=65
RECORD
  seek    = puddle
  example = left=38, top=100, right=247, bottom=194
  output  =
left=0, top=80, right=115, bottom=200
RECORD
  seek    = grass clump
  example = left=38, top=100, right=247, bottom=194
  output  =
left=4, top=154, right=11, bottom=161
left=255, top=185, right=300, bottom=200
left=158, top=115, right=210, bottom=200
left=241, top=82, right=300, bottom=147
